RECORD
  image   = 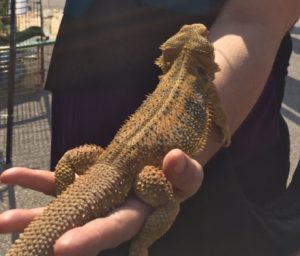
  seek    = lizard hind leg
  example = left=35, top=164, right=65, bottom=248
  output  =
left=129, top=166, right=180, bottom=256
left=54, top=144, right=104, bottom=195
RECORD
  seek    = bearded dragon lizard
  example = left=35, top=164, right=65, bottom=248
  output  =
left=5, top=23, right=230, bottom=256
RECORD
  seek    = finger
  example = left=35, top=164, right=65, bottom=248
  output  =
left=0, top=167, right=56, bottom=196
left=0, top=208, right=45, bottom=233
left=54, top=198, right=151, bottom=256
left=163, top=149, right=204, bottom=201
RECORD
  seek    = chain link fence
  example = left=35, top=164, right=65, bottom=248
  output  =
left=0, top=0, right=63, bottom=168
left=0, top=0, right=55, bottom=96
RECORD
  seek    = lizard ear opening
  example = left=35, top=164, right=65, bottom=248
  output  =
left=155, top=29, right=187, bottom=74
left=155, top=47, right=182, bottom=74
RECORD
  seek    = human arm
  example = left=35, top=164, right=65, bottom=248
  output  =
left=0, top=149, right=203, bottom=256
left=197, top=0, right=300, bottom=164
left=1, top=1, right=299, bottom=255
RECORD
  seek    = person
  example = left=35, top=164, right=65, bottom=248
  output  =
left=1, top=0, right=300, bottom=255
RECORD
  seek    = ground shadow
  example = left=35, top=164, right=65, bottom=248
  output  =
left=292, top=25, right=300, bottom=35
left=282, top=76, right=300, bottom=125
left=281, top=107, right=300, bottom=126
left=291, top=36, right=300, bottom=55
left=0, top=90, right=51, bottom=129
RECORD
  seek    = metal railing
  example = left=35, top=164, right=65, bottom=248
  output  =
left=0, top=0, right=55, bottom=168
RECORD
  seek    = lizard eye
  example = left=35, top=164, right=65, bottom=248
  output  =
left=196, top=67, right=206, bottom=77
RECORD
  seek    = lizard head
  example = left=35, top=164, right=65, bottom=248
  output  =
left=155, top=23, right=219, bottom=79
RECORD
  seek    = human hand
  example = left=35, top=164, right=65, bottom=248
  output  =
left=0, top=149, right=203, bottom=256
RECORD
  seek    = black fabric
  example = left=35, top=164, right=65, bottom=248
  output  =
left=47, top=0, right=226, bottom=169
left=233, top=115, right=291, bottom=205
left=100, top=147, right=300, bottom=256
left=44, top=0, right=225, bottom=93
left=50, top=89, right=143, bottom=170
left=44, top=1, right=300, bottom=255
left=95, top=101, right=299, bottom=256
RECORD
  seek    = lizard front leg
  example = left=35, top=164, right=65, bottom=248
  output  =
left=207, top=82, right=231, bottom=146
left=54, top=144, right=104, bottom=195
left=129, top=165, right=180, bottom=256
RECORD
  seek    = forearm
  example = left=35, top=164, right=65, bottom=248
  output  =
left=211, top=23, right=281, bottom=133
left=196, top=0, right=300, bottom=165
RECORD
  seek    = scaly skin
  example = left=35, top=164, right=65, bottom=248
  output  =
left=5, top=24, right=230, bottom=256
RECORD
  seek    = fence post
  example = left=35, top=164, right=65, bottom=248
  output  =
left=6, top=0, right=17, bottom=167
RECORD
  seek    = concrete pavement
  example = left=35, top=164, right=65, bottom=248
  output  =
left=41, top=0, right=66, bottom=9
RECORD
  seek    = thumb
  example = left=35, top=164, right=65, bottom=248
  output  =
left=162, top=149, right=204, bottom=201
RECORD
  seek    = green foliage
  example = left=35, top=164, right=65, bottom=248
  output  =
left=0, top=0, right=8, bottom=17
left=0, top=26, right=46, bottom=45
left=0, top=0, right=9, bottom=35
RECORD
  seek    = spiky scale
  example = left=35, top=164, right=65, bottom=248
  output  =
left=5, top=23, right=230, bottom=256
